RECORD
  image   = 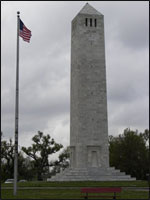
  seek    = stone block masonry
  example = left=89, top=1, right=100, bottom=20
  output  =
left=51, top=3, right=135, bottom=181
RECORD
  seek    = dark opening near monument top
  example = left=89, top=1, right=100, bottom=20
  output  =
left=51, top=3, right=135, bottom=181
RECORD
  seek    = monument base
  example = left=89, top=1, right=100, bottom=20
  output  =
left=50, top=167, right=136, bottom=181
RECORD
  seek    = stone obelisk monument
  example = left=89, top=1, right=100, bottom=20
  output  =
left=51, top=3, right=135, bottom=181
left=70, top=3, right=109, bottom=169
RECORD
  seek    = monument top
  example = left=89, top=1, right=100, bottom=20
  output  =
left=78, top=3, right=103, bottom=16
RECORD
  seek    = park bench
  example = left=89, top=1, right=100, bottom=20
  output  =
left=81, top=187, right=122, bottom=199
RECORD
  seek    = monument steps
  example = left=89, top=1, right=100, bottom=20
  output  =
left=50, top=167, right=136, bottom=181
left=51, top=176, right=136, bottom=181
left=60, top=168, right=126, bottom=176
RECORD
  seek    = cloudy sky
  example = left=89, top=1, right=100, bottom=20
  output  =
left=1, top=1, right=149, bottom=151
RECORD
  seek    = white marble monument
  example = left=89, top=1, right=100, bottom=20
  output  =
left=51, top=3, right=135, bottom=181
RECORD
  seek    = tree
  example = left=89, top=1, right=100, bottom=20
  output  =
left=1, top=138, right=34, bottom=182
left=22, top=131, right=63, bottom=180
left=140, top=129, right=149, bottom=144
left=1, top=138, right=14, bottom=181
left=51, top=147, right=70, bottom=176
left=17, top=153, right=36, bottom=181
left=109, top=128, right=149, bottom=180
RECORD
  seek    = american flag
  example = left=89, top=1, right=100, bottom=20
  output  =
left=19, top=19, right=32, bottom=42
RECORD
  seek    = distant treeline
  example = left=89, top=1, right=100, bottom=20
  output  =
left=1, top=128, right=149, bottom=182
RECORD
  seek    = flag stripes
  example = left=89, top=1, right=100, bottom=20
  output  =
left=19, top=19, right=32, bottom=42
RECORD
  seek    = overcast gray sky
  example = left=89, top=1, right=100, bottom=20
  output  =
left=1, top=1, right=149, bottom=151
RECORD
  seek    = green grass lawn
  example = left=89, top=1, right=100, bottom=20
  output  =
left=1, top=189, right=149, bottom=199
left=1, top=180, right=148, bottom=187
left=1, top=181, right=149, bottom=199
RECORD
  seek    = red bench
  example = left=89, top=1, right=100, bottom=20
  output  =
left=81, top=187, right=122, bottom=199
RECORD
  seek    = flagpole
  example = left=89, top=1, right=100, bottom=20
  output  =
left=14, top=11, right=20, bottom=196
